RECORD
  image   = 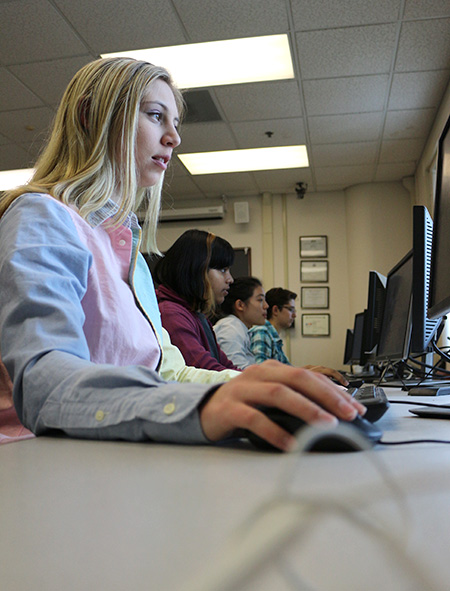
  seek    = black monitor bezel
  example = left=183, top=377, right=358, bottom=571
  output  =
left=411, top=205, right=441, bottom=353
left=375, top=250, right=413, bottom=363
left=428, top=114, right=450, bottom=320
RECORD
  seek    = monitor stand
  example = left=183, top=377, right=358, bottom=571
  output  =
left=407, top=384, right=450, bottom=396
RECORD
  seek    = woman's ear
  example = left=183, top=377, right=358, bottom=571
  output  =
left=234, top=299, right=246, bottom=313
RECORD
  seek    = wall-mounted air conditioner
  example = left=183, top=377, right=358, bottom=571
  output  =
left=159, top=205, right=225, bottom=222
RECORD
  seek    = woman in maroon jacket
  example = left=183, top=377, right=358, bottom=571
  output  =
left=155, top=229, right=240, bottom=372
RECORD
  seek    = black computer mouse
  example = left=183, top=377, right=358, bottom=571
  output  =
left=246, top=407, right=383, bottom=453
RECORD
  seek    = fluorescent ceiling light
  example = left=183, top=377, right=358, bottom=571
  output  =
left=102, top=34, right=294, bottom=89
left=178, top=146, right=309, bottom=175
left=0, top=168, right=34, bottom=191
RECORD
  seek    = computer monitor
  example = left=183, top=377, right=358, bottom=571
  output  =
left=429, top=114, right=450, bottom=320
left=348, top=312, right=365, bottom=366
left=376, top=250, right=413, bottom=363
left=361, top=271, right=387, bottom=363
left=343, top=329, right=354, bottom=365
left=410, top=205, right=441, bottom=353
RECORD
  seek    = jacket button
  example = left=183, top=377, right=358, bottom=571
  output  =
left=163, top=403, right=176, bottom=415
left=95, top=410, right=105, bottom=421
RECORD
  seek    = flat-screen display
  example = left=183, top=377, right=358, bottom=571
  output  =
left=376, top=251, right=413, bottom=362
left=429, top=115, right=450, bottom=320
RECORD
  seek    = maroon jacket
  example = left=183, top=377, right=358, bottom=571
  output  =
left=156, top=285, right=239, bottom=372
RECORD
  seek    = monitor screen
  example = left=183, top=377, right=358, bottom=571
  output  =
left=349, top=312, right=365, bottom=365
left=411, top=205, right=441, bottom=353
left=429, top=115, right=450, bottom=320
left=361, top=271, right=387, bottom=363
left=343, top=329, right=354, bottom=365
left=376, top=251, right=413, bottom=363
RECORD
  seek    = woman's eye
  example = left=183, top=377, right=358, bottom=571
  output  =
left=148, top=111, right=162, bottom=121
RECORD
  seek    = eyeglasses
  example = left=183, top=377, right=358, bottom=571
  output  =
left=282, top=306, right=296, bottom=313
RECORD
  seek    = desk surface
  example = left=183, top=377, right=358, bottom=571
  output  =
left=2, top=390, right=450, bottom=591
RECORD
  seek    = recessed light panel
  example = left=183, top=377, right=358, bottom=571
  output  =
left=102, top=34, right=294, bottom=89
left=178, top=146, right=309, bottom=175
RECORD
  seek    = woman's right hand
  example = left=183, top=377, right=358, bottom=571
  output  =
left=199, top=360, right=366, bottom=451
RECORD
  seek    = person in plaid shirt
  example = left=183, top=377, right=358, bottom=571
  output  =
left=249, top=287, right=297, bottom=365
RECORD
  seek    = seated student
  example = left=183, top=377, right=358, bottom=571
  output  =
left=214, top=277, right=268, bottom=369
left=155, top=229, right=240, bottom=372
left=250, top=287, right=298, bottom=365
left=0, top=57, right=364, bottom=452
left=217, top=281, right=347, bottom=384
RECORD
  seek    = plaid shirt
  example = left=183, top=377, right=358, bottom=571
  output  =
left=249, top=320, right=291, bottom=365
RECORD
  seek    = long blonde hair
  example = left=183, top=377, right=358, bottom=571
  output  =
left=0, top=57, right=184, bottom=253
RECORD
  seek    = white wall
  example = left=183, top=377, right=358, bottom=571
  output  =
left=154, top=181, right=413, bottom=370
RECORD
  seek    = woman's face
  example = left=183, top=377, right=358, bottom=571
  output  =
left=207, top=267, right=233, bottom=305
left=240, top=286, right=268, bottom=328
left=135, top=78, right=181, bottom=188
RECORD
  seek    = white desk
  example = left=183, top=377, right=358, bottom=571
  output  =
left=2, top=389, right=450, bottom=591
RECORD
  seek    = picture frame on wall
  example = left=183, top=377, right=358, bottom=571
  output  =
left=301, top=286, right=329, bottom=309
left=302, top=313, right=330, bottom=337
left=300, top=260, right=328, bottom=282
left=300, top=235, right=328, bottom=258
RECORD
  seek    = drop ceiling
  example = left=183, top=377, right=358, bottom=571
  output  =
left=0, top=0, right=449, bottom=204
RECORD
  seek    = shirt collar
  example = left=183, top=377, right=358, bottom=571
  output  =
left=265, top=320, right=282, bottom=341
left=86, top=199, right=139, bottom=230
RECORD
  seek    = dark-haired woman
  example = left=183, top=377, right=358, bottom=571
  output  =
left=155, top=229, right=240, bottom=372
left=214, top=277, right=268, bottom=369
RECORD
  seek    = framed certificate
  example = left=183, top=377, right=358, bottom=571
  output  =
left=301, top=286, right=329, bottom=309
left=302, top=313, right=330, bottom=337
left=300, top=260, right=328, bottom=282
left=300, top=235, right=327, bottom=258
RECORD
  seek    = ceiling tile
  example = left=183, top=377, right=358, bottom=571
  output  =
left=54, top=0, right=187, bottom=53
left=296, top=24, right=398, bottom=79
left=10, top=56, right=93, bottom=105
left=162, top=175, right=206, bottom=202
left=314, top=164, right=375, bottom=186
left=404, top=0, right=450, bottom=19
left=374, top=161, right=417, bottom=181
left=230, top=118, right=306, bottom=148
left=303, top=75, right=390, bottom=115
left=0, top=0, right=89, bottom=65
left=379, top=137, right=425, bottom=162
left=389, top=70, right=450, bottom=109
left=253, top=168, right=313, bottom=194
left=311, top=142, right=378, bottom=167
left=172, top=0, right=288, bottom=41
left=291, top=0, right=402, bottom=30
left=384, top=108, right=436, bottom=139
left=178, top=122, right=237, bottom=153
left=309, top=112, right=384, bottom=143
left=0, top=106, right=55, bottom=144
left=0, top=68, right=43, bottom=111
left=395, top=18, right=450, bottom=71
left=193, top=172, right=260, bottom=197
left=0, top=143, right=34, bottom=169
left=214, top=80, right=302, bottom=122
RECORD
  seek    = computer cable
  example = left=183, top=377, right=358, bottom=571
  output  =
left=182, top=424, right=444, bottom=591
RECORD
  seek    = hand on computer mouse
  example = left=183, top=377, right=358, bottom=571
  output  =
left=302, top=364, right=349, bottom=387
left=199, top=360, right=367, bottom=451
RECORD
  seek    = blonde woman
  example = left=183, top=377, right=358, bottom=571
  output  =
left=0, top=57, right=364, bottom=450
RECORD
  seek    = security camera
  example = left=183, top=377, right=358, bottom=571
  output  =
left=295, top=182, right=308, bottom=199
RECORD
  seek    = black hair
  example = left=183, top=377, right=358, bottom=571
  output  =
left=265, top=287, right=297, bottom=320
left=155, top=229, right=234, bottom=312
left=220, top=276, right=262, bottom=316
